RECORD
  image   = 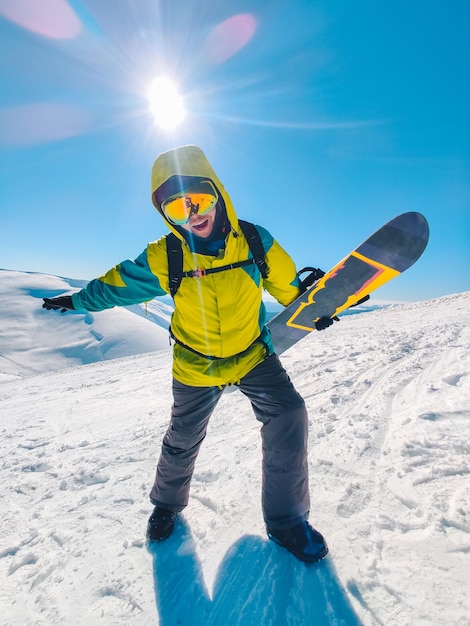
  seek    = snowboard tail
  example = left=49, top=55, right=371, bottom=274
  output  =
left=268, top=212, right=429, bottom=354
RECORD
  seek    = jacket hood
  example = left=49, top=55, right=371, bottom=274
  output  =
left=151, top=145, right=239, bottom=239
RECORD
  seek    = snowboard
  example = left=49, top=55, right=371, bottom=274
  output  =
left=268, top=211, right=429, bottom=355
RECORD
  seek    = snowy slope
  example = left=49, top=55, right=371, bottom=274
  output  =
left=1, top=290, right=469, bottom=625
left=0, top=269, right=171, bottom=378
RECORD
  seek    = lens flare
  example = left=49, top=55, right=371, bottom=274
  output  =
left=0, top=0, right=82, bottom=39
left=203, top=14, right=257, bottom=64
left=0, top=103, right=94, bottom=146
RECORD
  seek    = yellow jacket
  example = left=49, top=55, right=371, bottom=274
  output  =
left=72, top=145, right=300, bottom=386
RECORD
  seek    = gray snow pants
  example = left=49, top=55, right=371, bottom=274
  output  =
left=149, top=354, right=310, bottom=530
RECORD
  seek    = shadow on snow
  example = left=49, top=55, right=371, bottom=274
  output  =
left=148, top=517, right=362, bottom=625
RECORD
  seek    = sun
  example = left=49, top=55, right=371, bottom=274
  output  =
left=147, top=77, right=186, bottom=130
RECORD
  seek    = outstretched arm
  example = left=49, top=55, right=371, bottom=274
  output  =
left=42, top=244, right=168, bottom=313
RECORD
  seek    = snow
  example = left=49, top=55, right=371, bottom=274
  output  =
left=0, top=269, right=171, bottom=378
left=1, top=269, right=469, bottom=625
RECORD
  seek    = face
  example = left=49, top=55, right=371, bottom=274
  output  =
left=180, top=206, right=217, bottom=238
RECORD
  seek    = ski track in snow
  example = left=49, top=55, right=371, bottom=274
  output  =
left=289, top=297, right=470, bottom=626
left=0, top=282, right=469, bottom=625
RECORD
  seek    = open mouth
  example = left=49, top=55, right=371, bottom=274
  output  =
left=193, top=218, right=209, bottom=231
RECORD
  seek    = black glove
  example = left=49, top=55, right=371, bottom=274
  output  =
left=42, top=296, right=75, bottom=313
left=315, top=316, right=339, bottom=331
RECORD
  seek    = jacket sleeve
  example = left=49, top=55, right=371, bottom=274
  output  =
left=255, top=225, right=301, bottom=307
left=71, top=245, right=167, bottom=311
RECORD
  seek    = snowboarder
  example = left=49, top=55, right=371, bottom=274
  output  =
left=42, top=145, right=331, bottom=563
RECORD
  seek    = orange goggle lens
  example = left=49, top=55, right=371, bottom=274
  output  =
left=162, top=181, right=218, bottom=225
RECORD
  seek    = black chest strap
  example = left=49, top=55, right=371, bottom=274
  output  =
left=166, top=220, right=268, bottom=298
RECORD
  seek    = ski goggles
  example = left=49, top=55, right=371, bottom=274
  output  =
left=161, top=180, right=218, bottom=225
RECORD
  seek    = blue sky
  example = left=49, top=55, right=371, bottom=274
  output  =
left=1, top=0, right=469, bottom=301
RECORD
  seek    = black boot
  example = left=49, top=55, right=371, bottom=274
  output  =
left=267, top=521, right=328, bottom=563
left=146, top=507, right=177, bottom=542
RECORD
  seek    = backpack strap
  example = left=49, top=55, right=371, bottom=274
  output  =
left=238, top=220, right=269, bottom=279
left=166, top=232, right=184, bottom=298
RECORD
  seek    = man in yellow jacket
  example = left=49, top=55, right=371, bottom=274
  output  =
left=43, top=145, right=329, bottom=563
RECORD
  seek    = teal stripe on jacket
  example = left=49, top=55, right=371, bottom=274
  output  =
left=71, top=250, right=166, bottom=311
